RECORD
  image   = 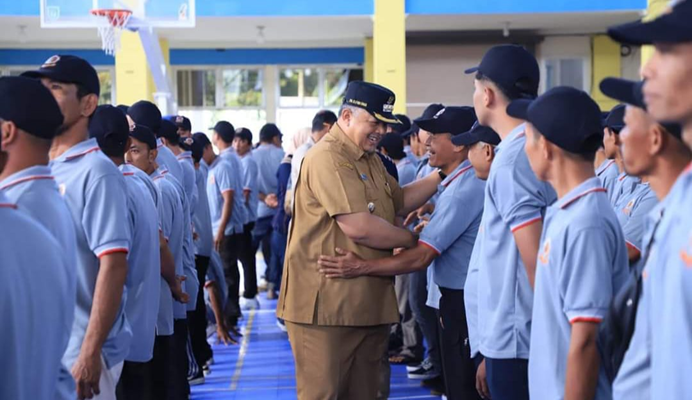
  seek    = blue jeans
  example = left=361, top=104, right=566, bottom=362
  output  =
left=268, top=229, right=287, bottom=287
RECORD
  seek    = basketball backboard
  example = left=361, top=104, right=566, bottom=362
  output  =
left=40, top=0, right=196, bottom=28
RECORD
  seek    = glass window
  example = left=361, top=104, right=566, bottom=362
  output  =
left=177, top=69, right=216, bottom=107
left=279, top=68, right=319, bottom=107
left=323, top=69, right=350, bottom=107
left=221, top=69, right=263, bottom=107
left=545, top=59, right=585, bottom=91
left=97, top=70, right=113, bottom=105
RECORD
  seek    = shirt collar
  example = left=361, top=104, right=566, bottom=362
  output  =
left=0, top=165, right=54, bottom=191
left=0, top=191, right=16, bottom=209
left=440, top=160, right=473, bottom=191
left=220, top=147, right=234, bottom=155
left=52, top=138, right=101, bottom=163
left=495, top=123, right=526, bottom=154
left=177, top=151, right=193, bottom=160
left=556, top=177, right=606, bottom=209
left=329, top=123, right=365, bottom=160
left=150, top=167, right=165, bottom=180
left=157, top=138, right=164, bottom=148
left=209, top=155, right=224, bottom=169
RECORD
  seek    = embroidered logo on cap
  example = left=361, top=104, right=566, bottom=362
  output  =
left=42, top=55, right=61, bottom=68
left=184, top=137, right=194, bottom=146
left=176, top=116, right=184, bottom=124
left=433, top=108, right=446, bottom=119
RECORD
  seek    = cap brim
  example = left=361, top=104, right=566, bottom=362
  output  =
left=451, top=132, right=478, bottom=146
left=372, top=111, right=401, bottom=124
left=506, top=99, right=533, bottom=120
left=464, top=66, right=480, bottom=75
left=599, top=78, right=645, bottom=110
left=608, top=14, right=688, bottom=46
left=415, top=118, right=447, bottom=134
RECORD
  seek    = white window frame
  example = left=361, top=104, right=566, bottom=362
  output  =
left=172, top=65, right=266, bottom=111
left=276, top=64, right=362, bottom=110
left=542, top=57, right=590, bottom=93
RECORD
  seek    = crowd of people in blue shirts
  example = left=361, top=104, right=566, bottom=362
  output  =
left=1, top=1, right=692, bottom=400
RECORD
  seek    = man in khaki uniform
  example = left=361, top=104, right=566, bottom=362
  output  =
left=277, top=81, right=443, bottom=399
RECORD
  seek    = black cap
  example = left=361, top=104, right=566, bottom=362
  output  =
left=129, top=124, right=157, bottom=151
left=212, top=121, right=235, bottom=143
left=600, top=78, right=683, bottom=140
left=415, top=106, right=477, bottom=136
left=193, top=132, right=212, bottom=148
left=506, top=86, right=603, bottom=154
left=465, top=45, right=540, bottom=99
left=235, top=127, right=253, bottom=144
left=22, top=55, right=100, bottom=96
left=605, top=104, right=626, bottom=132
left=89, top=105, right=130, bottom=156
left=377, top=133, right=407, bottom=160
left=128, top=101, right=162, bottom=134
left=402, top=103, right=445, bottom=138
left=343, top=81, right=400, bottom=124
left=168, top=115, right=192, bottom=131
left=179, top=136, right=194, bottom=151
left=389, top=114, right=412, bottom=134
left=0, top=76, right=64, bottom=140
left=190, top=134, right=206, bottom=162
left=259, top=123, right=282, bottom=142
left=116, top=104, right=129, bottom=115
left=608, top=0, right=692, bottom=45
left=159, top=119, right=180, bottom=142
left=452, top=122, right=501, bottom=146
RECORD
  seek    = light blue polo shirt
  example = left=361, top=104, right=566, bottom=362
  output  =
left=156, top=138, right=184, bottom=185
left=208, top=155, right=245, bottom=236
left=613, top=200, right=667, bottom=400
left=404, top=145, right=419, bottom=168
left=177, top=150, right=199, bottom=213
left=253, top=143, right=285, bottom=219
left=206, top=249, right=228, bottom=308
left=613, top=182, right=658, bottom=266
left=0, top=192, right=74, bottom=400
left=465, top=231, right=483, bottom=358
left=529, top=177, right=629, bottom=400
left=609, top=172, right=641, bottom=205
left=396, top=158, right=417, bottom=187
left=239, top=152, right=260, bottom=224
left=120, top=164, right=161, bottom=362
left=477, top=124, right=557, bottom=360
left=648, top=164, right=692, bottom=398
left=50, top=138, right=132, bottom=370
left=151, top=167, right=184, bottom=334
left=130, top=165, right=159, bottom=207
left=419, top=160, right=485, bottom=289
left=219, top=147, right=249, bottom=225
left=193, top=167, right=213, bottom=257
left=597, top=159, right=619, bottom=195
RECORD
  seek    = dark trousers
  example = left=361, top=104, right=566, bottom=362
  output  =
left=436, top=288, right=481, bottom=400
left=173, top=319, right=191, bottom=396
left=252, top=216, right=273, bottom=281
left=220, top=233, right=242, bottom=326
left=268, top=229, right=287, bottom=289
left=239, top=222, right=258, bottom=299
left=152, top=334, right=184, bottom=400
left=188, top=255, right=212, bottom=370
left=409, top=269, right=442, bottom=373
left=116, top=360, right=153, bottom=400
left=485, top=357, right=529, bottom=400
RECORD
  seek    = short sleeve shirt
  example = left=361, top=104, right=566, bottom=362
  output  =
left=597, top=159, right=619, bottom=195
left=529, top=177, right=629, bottom=400
left=120, top=164, right=161, bottom=362
left=277, top=124, right=404, bottom=326
left=465, top=231, right=483, bottom=357
left=207, top=155, right=245, bottom=236
left=396, top=158, right=417, bottom=187
left=193, top=167, right=213, bottom=257
left=253, top=144, right=285, bottom=219
left=0, top=192, right=74, bottom=400
left=419, top=161, right=485, bottom=289
left=609, top=172, right=641, bottom=206
left=477, top=124, right=557, bottom=359
left=239, top=153, right=260, bottom=223
left=219, top=148, right=250, bottom=226
left=613, top=182, right=658, bottom=257
left=50, top=138, right=132, bottom=370
left=177, top=151, right=199, bottom=214
left=156, top=138, right=184, bottom=185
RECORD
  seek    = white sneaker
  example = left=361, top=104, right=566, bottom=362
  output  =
left=240, top=297, right=260, bottom=310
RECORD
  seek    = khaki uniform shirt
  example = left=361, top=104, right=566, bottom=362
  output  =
left=277, top=124, right=403, bottom=326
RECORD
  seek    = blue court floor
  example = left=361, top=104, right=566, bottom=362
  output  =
left=191, top=292, right=442, bottom=400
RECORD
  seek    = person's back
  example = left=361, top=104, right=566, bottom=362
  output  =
left=255, top=142, right=285, bottom=218
left=0, top=192, right=72, bottom=400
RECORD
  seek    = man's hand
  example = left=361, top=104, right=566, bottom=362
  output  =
left=476, top=358, right=491, bottom=399
left=216, top=323, right=238, bottom=345
left=414, top=216, right=430, bottom=233
left=318, top=248, right=368, bottom=279
left=214, top=234, right=224, bottom=253
left=403, top=203, right=435, bottom=226
left=265, top=193, right=279, bottom=208
left=193, top=231, right=199, bottom=241
left=171, top=275, right=189, bottom=304
left=72, top=352, right=102, bottom=400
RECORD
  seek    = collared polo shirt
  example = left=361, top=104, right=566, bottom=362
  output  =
left=156, top=138, right=183, bottom=185
left=239, top=152, right=259, bottom=224
left=177, top=150, right=199, bottom=213
left=613, top=182, right=658, bottom=264
left=193, top=167, right=213, bottom=257
left=253, top=143, right=285, bottom=219
left=220, top=147, right=250, bottom=225
left=207, top=155, right=246, bottom=236
left=396, top=158, right=417, bottom=187
left=609, top=172, right=641, bottom=206
left=597, top=159, right=619, bottom=195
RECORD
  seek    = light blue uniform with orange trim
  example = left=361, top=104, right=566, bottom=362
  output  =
left=613, top=182, right=658, bottom=272
left=176, top=151, right=200, bottom=312
left=177, top=150, right=199, bottom=214
left=477, top=124, right=557, bottom=360
left=119, top=164, right=161, bottom=362
left=419, top=160, right=485, bottom=289
left=648, top=163, right=692, bottom=398
left=529, top=177, right=628, bottom=400
left=151, top=167, right=184, bottom=335
left=238, top=152, right=260, bottom=224
left=252, top=144, right=285, bottom=219
left=609, top=171, right=641, bottom=206
left=220, top=147, right=250, bottom=225
left=0, top=192, right=74, bottom=400
left=50, top=138, right=132, bottom=370
left=208, top=155, right=246, bottom=236
left=193, top=167, right=214, bottom=258
left=597, top=159, right=619, bottom=195
left=396, top=158, right=417, bottom=187
left=156, top=138, right=184, bottom=185
left=465, top=231, right=483, bottom=358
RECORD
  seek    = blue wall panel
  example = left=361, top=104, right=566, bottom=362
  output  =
left=404, top=0, right=647, bottom=14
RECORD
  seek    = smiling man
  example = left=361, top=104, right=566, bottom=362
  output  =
left=277, top=81, right=443, bottom=400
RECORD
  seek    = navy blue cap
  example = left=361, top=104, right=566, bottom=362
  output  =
left=128, top=101, right=162, bottom=134
left=116, top=104, right=129, bottom=115
left=89, top=105, right=130, bottom=156
left=452, top=122, right=501, bottom=147
left=22, top=55, right=100, bottom=96
left=600, top=77, right=683, bottom=140
left=193, top=132, right=212, bottom=148
left=0, top=76, right=64, bottom=140
left=415, top=106, right=477, bottom=136
left=129, top=124, right=157, bottom=151
left=179, top=136, right=194, bottom=151
left=189, top=133, right=206, bottom=162
left=168, top=115, right=192, bottom=131
left=389, top=114, right=412, bottom=134
left=402, top=103, right=445, bottom=138
left=377, top=133, right=407, bottom=160
left=212, top=121, right=235, bottom=143
left=159, top=119, right=180, bottom=142
left=259, top=123, right=282, bottom=142
left=605, top=104, right=626, bottom=132
left=343, top=81, right=400, bottom=124
left=465, top=45, right=540, bottom=99
left=235, top=127, right=253, bottom=144
left=608, top=0, right=692, bottom=45
left=506, top=86, right=603, bottom=154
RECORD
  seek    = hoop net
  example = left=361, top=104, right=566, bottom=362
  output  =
left=90, top=9, right=133, bottom=56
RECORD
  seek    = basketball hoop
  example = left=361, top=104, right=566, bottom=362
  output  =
left=90, top=9, right=133, bottom=56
